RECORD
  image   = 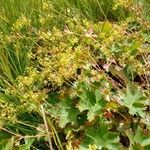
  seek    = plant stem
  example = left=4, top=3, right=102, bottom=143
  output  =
left=40, top=104, right=53, bottom=150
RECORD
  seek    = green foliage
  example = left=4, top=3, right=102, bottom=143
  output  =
left=138, top=0, right=150, bottom=20
left=126, top=126, right=150, bottom=149
left=77, top=83, right=107, bottom=121
left=0, top=0, right=150, bottom=149
left=17, top=139, right=34, bottom=150
left=59, top=98, right=80, bottom=128
left=80, top=118, right=119, bottom=150
left=122, top=86, right=148, bottom=117
left=0, top=139, right=13, bottom=150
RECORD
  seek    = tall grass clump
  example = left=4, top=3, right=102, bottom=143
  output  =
left=49, top=0, right=133, bottom=22
left=0, top=0, right=43, bottom=32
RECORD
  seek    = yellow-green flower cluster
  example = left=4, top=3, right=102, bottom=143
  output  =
left=12, top=16, right=31, bottom=31
left=113, top=0, right=131, bottom=10
left=0, top=103, right=16, bottom=127
left=3, top=16, right=149, bottom=109
left=42, top=2, right=53, bottom=12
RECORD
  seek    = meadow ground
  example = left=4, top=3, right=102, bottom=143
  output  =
left=0, top=0, right=150, bottom=149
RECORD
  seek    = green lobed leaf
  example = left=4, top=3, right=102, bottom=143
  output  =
left=78, top=88, right=107, bottom=121
left=59, top=98, right=80, bottom=128
left=80, top=120, right=119, bottom=150
left=122, top=86, right=148, bottom=117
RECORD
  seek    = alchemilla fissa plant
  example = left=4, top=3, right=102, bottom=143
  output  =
left=0, top=0, right=150, bottom=149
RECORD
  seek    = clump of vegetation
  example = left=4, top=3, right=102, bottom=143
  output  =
left=0, top=0, right=150, bottom=149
